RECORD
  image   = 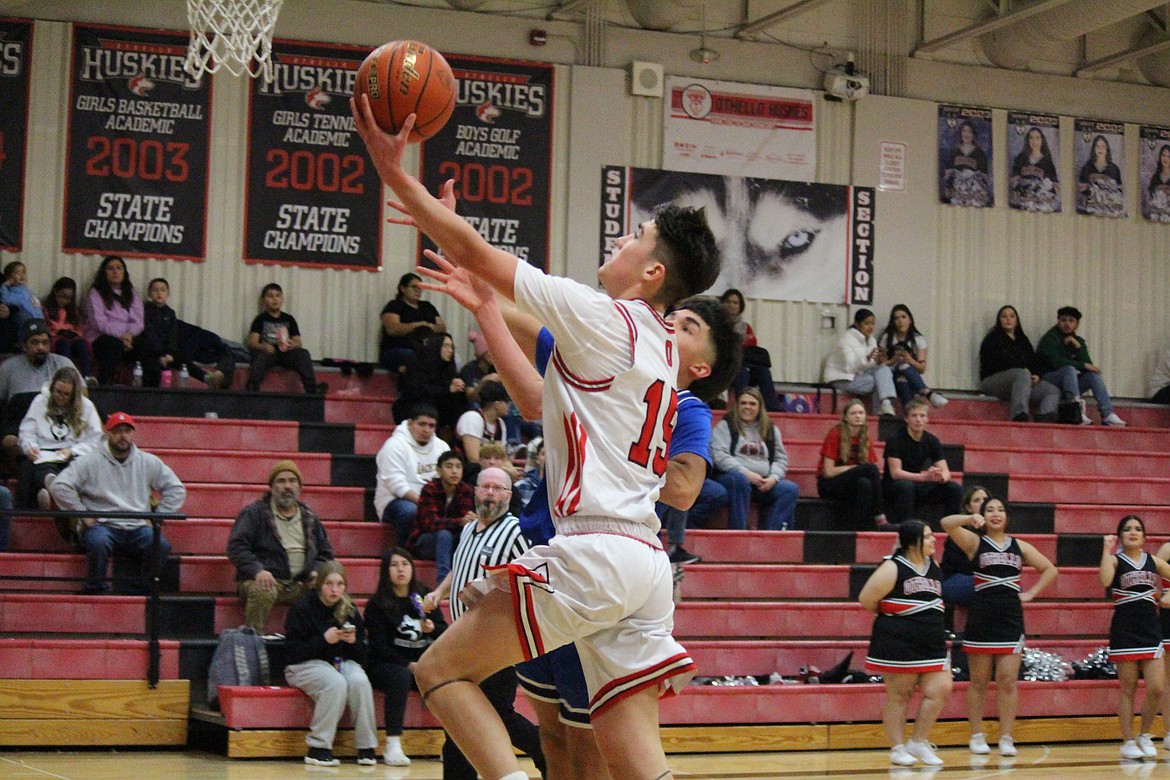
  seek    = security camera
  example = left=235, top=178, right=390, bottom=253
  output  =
left=823, top=70, right=868, bottom=100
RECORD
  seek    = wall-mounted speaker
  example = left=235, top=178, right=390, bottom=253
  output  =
left=630, top=61, right=664, bottom=98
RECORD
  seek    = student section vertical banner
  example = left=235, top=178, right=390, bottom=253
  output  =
left=244, top=39, right=382, bottom=270
left=64, top=24, right=211, bottom=260
left=0, top=19, right=32, bottom=252
left=419, top=55, right=553, bottom=270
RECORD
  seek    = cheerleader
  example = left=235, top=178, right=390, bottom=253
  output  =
left=1105, top=516, right=1170, bottom=760
left=1157, top=539, right=1170, bottom=753
left=942, top=497, right=1057, bottom=757
left=859, top=520, right=952, bottom=767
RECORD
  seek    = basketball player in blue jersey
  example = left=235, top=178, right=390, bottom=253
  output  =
left=355, top=100, right=723, bottom=780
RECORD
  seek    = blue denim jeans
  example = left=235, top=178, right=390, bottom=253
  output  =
left=380, top=498, right=418, bottom=549
left=715, top=470, right=801, bottom=530
left=412, top=529, right=456, bottom=582
left=1042, top=365, right=1114, bottom=417
left=81, top=522, right=171, bottom=594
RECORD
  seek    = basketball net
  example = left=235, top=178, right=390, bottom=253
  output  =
left=184, top=0, right=284, bottom=82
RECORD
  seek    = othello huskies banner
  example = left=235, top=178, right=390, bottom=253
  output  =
left=64, top=24, right=211, bottom=260
left=600, top=166, right=875, bottom=305
left=0, top=18, right=32, bottom=251
left=245, top=39, right=382, bottom=270
left=420, top=55, right=553, bottom=270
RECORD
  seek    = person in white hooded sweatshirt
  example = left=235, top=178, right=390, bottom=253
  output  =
left=17, top=366, right=103, bottom=510
left=50, top=411, right=185, bottom=594
left=373, top=402, right=451, bottom=548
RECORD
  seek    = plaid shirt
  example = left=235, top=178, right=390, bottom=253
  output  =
left=409, top=477, right=474, bottom=548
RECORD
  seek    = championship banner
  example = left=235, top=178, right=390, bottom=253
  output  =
left=420, top=55, right=553, bottom=270
left=0, top=19, right=32, bottom=252
left=663, top=76, right=815, bottom=180
left=1139, top=125, right=1170, bottom=223
left=64, top=24, right=211, bottom=260
left=1074, top=118, right=1125, bottom=218
left=244, top=39, right=382, bottom=270
left=600, top=166, right=874, bottom=305
left=938, top=105, right=992, bottom=207
left=1007, top=112, right=1061, bottom=213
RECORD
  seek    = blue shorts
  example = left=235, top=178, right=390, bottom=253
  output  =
left=515, top=643, right=591, bottom=727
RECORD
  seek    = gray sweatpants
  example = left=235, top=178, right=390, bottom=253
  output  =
left=285, top=659, right=378, bottom=750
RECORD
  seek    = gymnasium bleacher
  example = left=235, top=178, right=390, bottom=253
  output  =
left=2, top=371, right=1169, bottom=757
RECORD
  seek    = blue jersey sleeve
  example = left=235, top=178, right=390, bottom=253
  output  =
left=535, top=327, right=554, bottom=376
left=669, top=391, right=713, bottom=465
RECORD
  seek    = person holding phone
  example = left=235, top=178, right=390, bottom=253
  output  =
left=284, top=561, right=379, bottom=767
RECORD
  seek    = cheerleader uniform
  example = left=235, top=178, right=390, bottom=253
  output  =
left=1160, top=574, right=1170, bottom=651
left=865, top=555, right=949, bottom=675
left=964, top=536, right=1025, bottom=654
left=1107, top=552, right=1163, bottom=663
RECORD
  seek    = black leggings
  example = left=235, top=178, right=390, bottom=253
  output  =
left=365, top=661, right=414, bottom=736
left=817, top=462, right=882, bottom=530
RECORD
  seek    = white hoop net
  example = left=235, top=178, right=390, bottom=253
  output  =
left=185, top=0, right=284, bottom=82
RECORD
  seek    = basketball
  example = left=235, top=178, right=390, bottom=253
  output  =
left=355, top=40, right=457, bottom=142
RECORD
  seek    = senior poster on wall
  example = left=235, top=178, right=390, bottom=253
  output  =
left=244, top=39, right=382, bottom=269
left=1074, top=119, right=1126, bottom=218
left=64, top=24, right=211, bottom=260
left=419, top=55, right=554, bottom=270
left=1139, top=126, right=1170, bottom=223
left=1007, top=112, right=1061, bottom=213
left=938, top=105, right=993, bottom=207
left=662, top=76, right=816, bottom=180
left=0, top=18, right=32, bottom=251
left=600, top=166, right=874, bottom=305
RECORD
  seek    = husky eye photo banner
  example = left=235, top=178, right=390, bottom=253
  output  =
left=0, top=18, right=32, bottom=252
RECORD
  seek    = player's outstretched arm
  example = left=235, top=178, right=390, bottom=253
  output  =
left=350, top=97, right=518, bottom=299
left=419, top=253, right=544, bottom=419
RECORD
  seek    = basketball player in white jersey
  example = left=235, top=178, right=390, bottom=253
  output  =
left=353, top=101, right=720, bottom=780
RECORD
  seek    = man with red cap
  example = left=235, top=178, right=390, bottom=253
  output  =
left=50, top=411, right=186, bottom=594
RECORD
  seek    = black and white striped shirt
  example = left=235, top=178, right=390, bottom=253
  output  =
left=448, top=513, right=529, bottom=621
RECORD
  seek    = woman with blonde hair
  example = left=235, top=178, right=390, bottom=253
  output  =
left=284, top=561, right=379, bottom=767
left=709, top=386, right=799, bottom=530
left=816, top=398, right=886, bottom=530
left=17, top=366, right=102, bottom=509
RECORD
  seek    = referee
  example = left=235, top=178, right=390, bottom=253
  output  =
left=421, top=467, right=546, bottom=779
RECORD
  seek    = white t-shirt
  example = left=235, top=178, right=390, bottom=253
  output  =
left=455, top=409, right=508, bottom=446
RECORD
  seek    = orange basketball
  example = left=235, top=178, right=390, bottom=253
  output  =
left=355, top=40, right=457, bottom=142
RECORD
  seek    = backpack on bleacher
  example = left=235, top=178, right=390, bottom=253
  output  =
left=206, top=625, right=270, bottom=709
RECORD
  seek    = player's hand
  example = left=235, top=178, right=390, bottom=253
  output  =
left=389, top=178, right=457, bottom=225
left=351, top=94, right=415, bottom=186
left=418, top=250, right=495, bottom=313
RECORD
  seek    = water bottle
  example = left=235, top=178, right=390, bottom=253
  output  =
left=177, top=364, right=189, bottom=388
left=131, top=361, right=143, bottom=388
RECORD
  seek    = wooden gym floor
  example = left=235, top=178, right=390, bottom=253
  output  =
left=2, top=745, right=1169, bottom=779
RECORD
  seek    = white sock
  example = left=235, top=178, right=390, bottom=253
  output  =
left=498, top=772, right=529, bottom=780
left=385, top=735, right=401, bottom=749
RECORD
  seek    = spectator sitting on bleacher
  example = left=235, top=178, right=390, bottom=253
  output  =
left=379, top=272, right=446, bottom=375
left=407, top=450, right=474, bottom=581
left=84, top=255, right=143, bottom=386
left=455, top=379, right=510, bottom=465
left=42, top=277, right=93, bottom=380
left=721, top=288, right=780, bottom=412
left=816, top=398, right=886, bottom=531
left=882, top=398, right=962, bottom=527
left=709, top=386, right=800, bottom=531
left=17, top=366, right=102, bottom=510
left=823, top=308, right=898, bottom=418
left=0, top=262, right=43, bottom=337
left=460, top=331, right=499, bottom=402
left=283, top=560, right=379, bottom=767
left=978, top=305, right=1059, bottom=422
left=49, top=412, right=185, bottom=595
left=136, top=277, right=234, bottom=389
left=513, top=437, right=544, bottom=510
left=374, top=403, right=451, bottom=548
left=246, top=282, right=326, bottom=394
left=0, top=319, right=75, bottom=477
left=1148, top=348, right=1170, bottom=405
left=878, top=304, right=947, bottom=409
left=1036, top=305, right=1125, bottom=426
left=363, top=547, right=448, bottom=767
left=391, top=332, right=467, bottom=431
left=227, top=460, right=335, bottom=633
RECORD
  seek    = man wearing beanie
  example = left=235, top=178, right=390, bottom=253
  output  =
left=0, top=318, right=75, bottom=474
left=227, top=459, right=334, bottom=633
